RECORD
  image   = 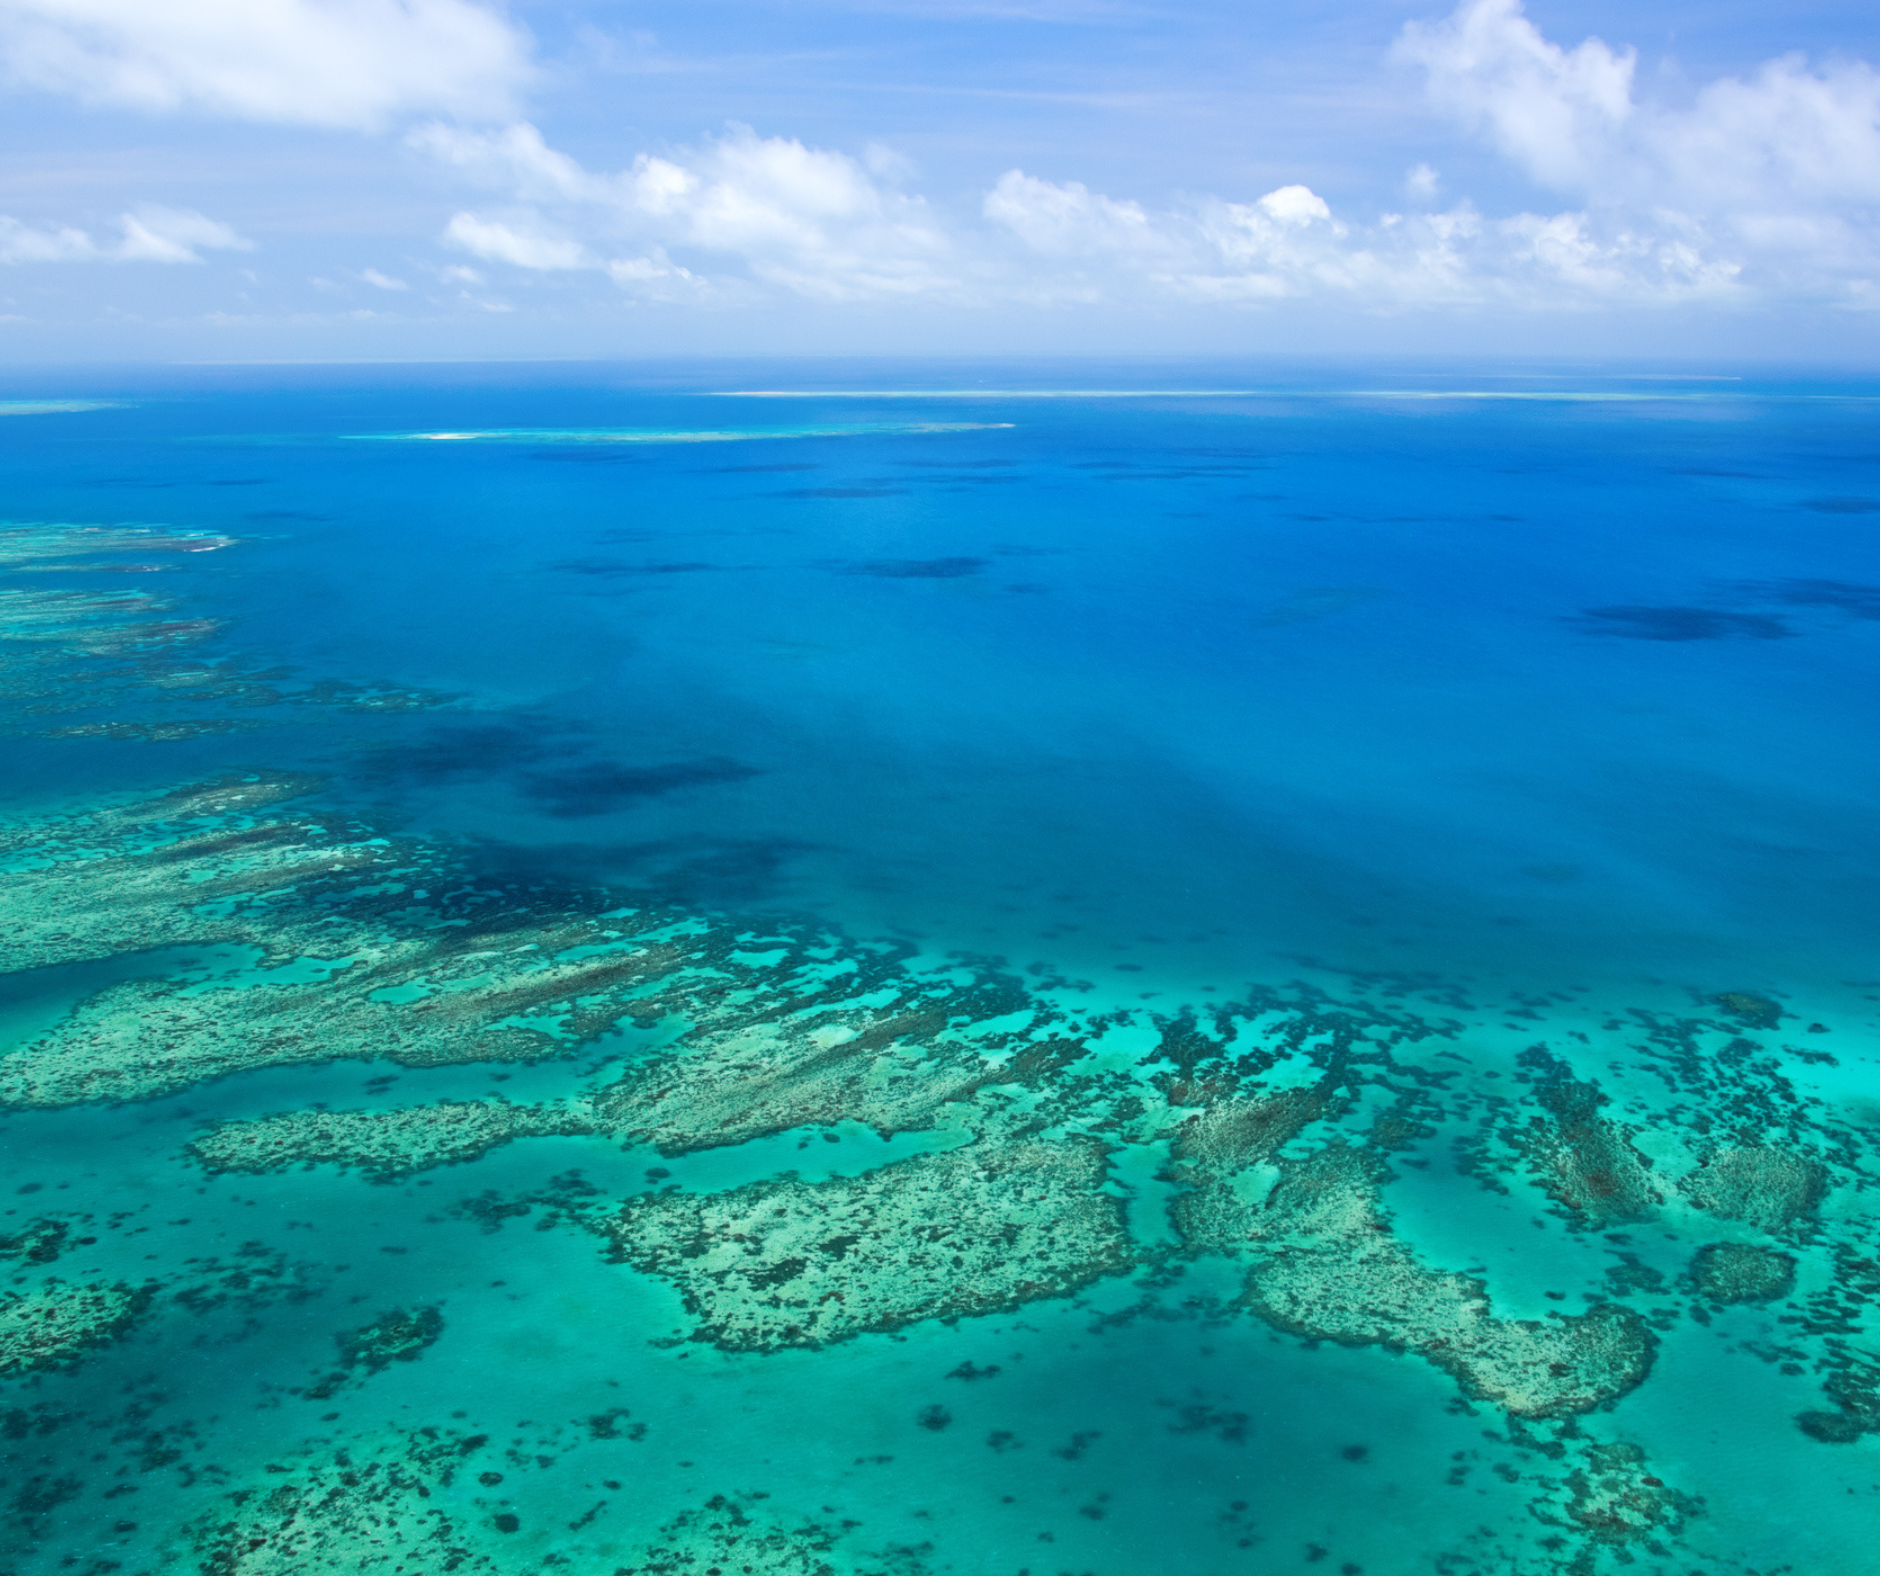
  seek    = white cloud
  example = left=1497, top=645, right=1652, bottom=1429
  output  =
left=392, top=2, right=1880, bottom=324
left=982, top=170, right=1165, bottom=259
left=863, top=142, right=918, bottom=184
left=1256, top=184, right=1333, bottom=225
left=361, top=267, right=408, bottom=289
left=444, top=211, right=590, bottom=270
left=1393, top=0, right=1880, bottom=303
left=413, top=116, right=1753, bottom=314
left=0, top=0, right=531, bottom=129
left=0, top=205, right=250, bottom=263
left=1395, top=0, right=1634, bottom=191
left=415, top=121, right=959, bottom=302
left=116, top=204, right=251, bottom=261
left=1655, top=56, right=1880, bottom=213
left=605, top=248, right=700, bottom=301
left=411, top=119, right=598, bottom=201
left=984, top=170, right=1739, bottom=309
left=986, top=171, right=1363, bottom=301
left=0, top=215, right=95, bottom=261
left=1495, top=209, right=1738, bottom=299
left=1397, top=0, right=1880, bottom=216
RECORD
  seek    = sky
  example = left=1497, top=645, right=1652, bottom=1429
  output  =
left=2, top=0, right=1880, bottom=361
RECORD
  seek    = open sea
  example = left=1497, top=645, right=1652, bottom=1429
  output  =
left=2, top=363, right=1879, bottom=1575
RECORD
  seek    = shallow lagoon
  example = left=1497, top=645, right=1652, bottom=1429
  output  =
left=2, top=365, right=1879, bottom=1574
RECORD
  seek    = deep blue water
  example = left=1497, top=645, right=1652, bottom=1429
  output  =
left=3, top=366, right=1879, bottom=1575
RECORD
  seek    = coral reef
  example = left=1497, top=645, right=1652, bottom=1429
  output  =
left=167, top=1243, right=323, bottom=1316
left=1681, top=1145, right=1825, bottom=1234
left=0, top=780, right=698, bottom=1106
left=0, top=524, right=237, bottom=568
left=176, top=1428, right=504, bottom=1575
left=0, top=1278, right=148, bottom=1378
left=1713, top=991, right=1783, bottom=1030
left=1188, top=1145, right=1655, bottom=1418
left=36, top=718, right=258, bottom=741
left=607, top=1138, right=1134, bottom=1350
left=1532, top=1440, right=1704, bottom=1550
left=19, top=407, right=1880, bottom=1576
left=0, top=1217, right=78, bottom=1267
left=585, top=974, right=1059, bottom=1158
left=304, top=1307, right=446, bottom=1399
left=191, top=1101, right=595, bottom=1181
left=1686, top=1243, right=1796, bottom=1305
left=0, top=523, right=456, bottom=736
left=1797, top=1351, right=1880, bottom=1444
left=0, top=772, right=1049, bottom=1119
left=182, top=1440, right=927, bottom=1576
left=618, top=1491, right=932, bottom=1576
left=1164, top=1087, right=1325, bottom=1173
left=0, top=749, right=1870, bottom=1571
left=1514, top=1061, right=1659, bottom=1228
left=590, top=1016, right=984, bottom=1157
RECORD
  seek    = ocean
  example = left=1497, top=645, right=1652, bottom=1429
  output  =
left=1, top=363, right=1877, bottom=1574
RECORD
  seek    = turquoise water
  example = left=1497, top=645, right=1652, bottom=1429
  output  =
left=3, top=365, right=1880, bottom=1574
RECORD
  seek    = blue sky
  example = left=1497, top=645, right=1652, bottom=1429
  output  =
left=2, top=0, right=1880, bottom=360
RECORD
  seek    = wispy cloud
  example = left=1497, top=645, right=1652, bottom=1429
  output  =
left=0, top=0, right=532, bottom=129
left=443, top=211, right=591, bottom=271
left=0, top=205, right=250, bottom=263
left=117, top=205, right=251, bottom=262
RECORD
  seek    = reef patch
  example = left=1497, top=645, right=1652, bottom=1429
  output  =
left=175, top=1427, right=501, bottom=1575
left=617, top=1491, right=933, bottom=1576
left=1681, top=1145, right=1825, bottom=1235
left=608, top=1138, right=1134, bottom=1351
left=192, top=1101, right=596, bottom=1181
left=1687, top=1243, right=1796, bottom=1305
left=1197, top=1146, right=1656, bottom=1418
left=0, top=1278, right=149, bottom=1378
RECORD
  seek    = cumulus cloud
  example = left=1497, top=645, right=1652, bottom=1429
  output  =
left=0, top=0, right=1872, bottom=330
left=0, top=205, right=250, bottom=263
left=413, top=114, right=1751, bottom=314
left=1654, top=58, right=1880, bottom=216
left=0, top=0, right=530, bottom=129
left=413, top=121, right=958, bottom=301
left=1395, top=0, right=1634, bottom=191
left=983, top=170, right=1737, bottom=308
left=981, top=6, right=1880, bottom=313
left=982, top=171, right=1165, bottom=259
left=1396, top=0, right=1880, bottom=276
left=390, top=1, right=1880, bottom=320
